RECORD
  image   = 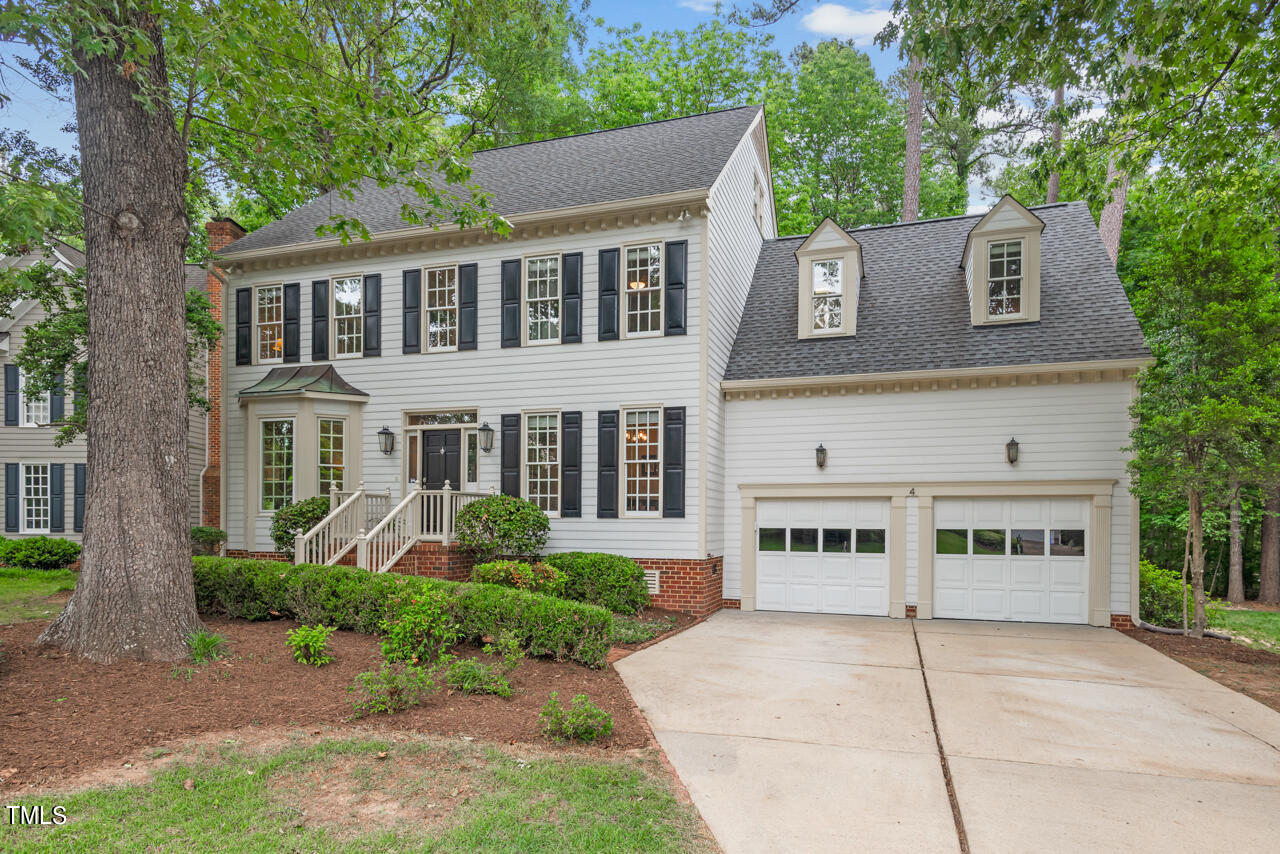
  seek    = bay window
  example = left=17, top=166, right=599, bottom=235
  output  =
left=317, top=418, right=344, bottom=496
left=261, top=418, right=295, bottom=511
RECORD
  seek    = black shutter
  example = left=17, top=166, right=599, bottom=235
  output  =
left=665, top=240, right=688, bottom=336
left=501, top=413, right=521, bottom=496
left=501, top=260, right=521, bottom=348
left=311, top=279, right=329, bottom=360
left=402, top=269, right=421, bottom=354
left=50, top=374, right=65, bottom=423
left=598, top=249, right=620, bottom=341
left=458, top=263, right=478, bottom=351
left=362, top=273, right=381, bottom=357
left=562, top=411, right=582, bottom=517
left=561, top=253, right=582, bottom=344
left=73, top=463, right=86, bottom=532
left=597, top=410, right=619, bottom=518
left=4, top=463, right=17, bottom=532
left=2, top=364, right=15, bottom=426
left=234, top=287, right=252, bottom=365
left=282, top=282, right=300, bottom=363
left=50, top=463, right=64, bottom=532
left=662, top=406, right=686, bottom=517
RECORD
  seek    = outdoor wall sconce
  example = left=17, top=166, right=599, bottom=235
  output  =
left=815, top=443, right=828, bottom=469
left=1006, top=437, right=1020, bottom=465
left=377, top=425, right=395, bottom=455
left=478, top=421, right=495, bottom=454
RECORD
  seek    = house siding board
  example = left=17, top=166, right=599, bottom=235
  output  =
left=223, top=219, right=705, bottom=557
left=720, top=380, right=1136, bottom=611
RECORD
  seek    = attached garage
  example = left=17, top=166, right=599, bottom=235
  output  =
left=755, top=498, right=890, bottom=615
left=932, top=497, right=1090, bottom=624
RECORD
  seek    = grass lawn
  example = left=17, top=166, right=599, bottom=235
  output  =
left=1210, top=609, right=1280, bottom=653
left=0, top=568, right=76, bottom=624
left=0, top=734, right=714, bottom=853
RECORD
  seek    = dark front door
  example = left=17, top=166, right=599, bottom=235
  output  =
left=422, top=429, right=462, bottom=490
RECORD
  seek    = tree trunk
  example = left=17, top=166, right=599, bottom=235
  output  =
left=38, top=8, right=202, bottom=662
left=1187, top=489, right=1208, bottom=638
left=1227, top=491, right=1245, bottom=603
left=902, top=54, right=924, bottom=223
left=1261, top=487, right=1280, bottom=603
left=1045, top=84, right=1064, bottom=204
left=1098, top=157, right=1129, bottom=267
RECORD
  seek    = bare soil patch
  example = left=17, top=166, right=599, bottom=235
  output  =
left=1124, top=628, right=1280, bottom=712
left=0, top=615, right=663, bottom=792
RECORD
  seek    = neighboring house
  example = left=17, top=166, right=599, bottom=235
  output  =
left=0, top=242, right=212, bottom=539
left=212, top=107, right=1150, bottom=627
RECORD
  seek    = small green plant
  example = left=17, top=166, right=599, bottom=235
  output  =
left=286, top=623, right=336, bottom=666
left=186, top=629, right=228, bottom=665
left=611, top=614, right=676, bottom=644
left=0, top=536, right=81, bottom=570
left=349, top=663, right=439, bottom=716
left=270, top=496, right=333, bottom=556
left=191, top=526, right=227, bottom=556
left=379, top=591, right=459, bottom=665
left=471, top=559, right=564, bottom=595
left=169, top=666, right=197, bottom=682
left=452, top=494, right=550, bottom=562
left=539, top=692, right=613, bottom=743
left=444, top=631, right=524, bottom=697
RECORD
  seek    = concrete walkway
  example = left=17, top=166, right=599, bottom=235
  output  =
left=615, top=612, right=1280, bottom=853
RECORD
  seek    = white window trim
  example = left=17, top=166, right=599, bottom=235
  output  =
left=521, top=408, right=562, bottom=518
left=621, top=242, right=664, bottom=339
left=317, top=416, right=346, bottom=497
left=620, top=405, right=663, bottom=518
left=20, top=461, right=51, bottom=533
left=809, top=257, right=846, bottom=336
left=259, top=417, right=296, bottom=514
left=254, top=282, right=285, bottom=365
left=17, top=370, right=50, bottom=429
left=330, top=273, right=365, bottom=360
left=984, top=238, right=1026, bottom=322
left=423, top=264, right=460, bottom=354
left=521, top=254, right=562, bottom=347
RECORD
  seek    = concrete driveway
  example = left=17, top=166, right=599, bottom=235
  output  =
left=615, top=612, right=1280, bottom=853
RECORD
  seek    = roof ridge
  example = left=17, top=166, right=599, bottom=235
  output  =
left=474, top=105, right=763, bottom=155
left=771, top=201, right=1079, bottom=242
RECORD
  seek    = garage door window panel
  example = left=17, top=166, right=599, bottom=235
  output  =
left=1050, top=529, right=1085, bottom=556
left=822, top=528, right=851, bottom=553
left=790, top=528, right=819, bottom=552
left=973, top=529, right=1007, bottom=556
left=1011, top=529, right=1045, bottom=556
left=936, top=529, right=968, bottom=554
left=759, top=527, right=786, bottom=551
left=855, top=528, right=886, bottom=554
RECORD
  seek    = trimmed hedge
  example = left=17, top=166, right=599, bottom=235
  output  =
left=192, top=557, right=613, bottom=667
left=544, top=552, right=649, bottom=615
left=0, top=536, right=81, bottom=570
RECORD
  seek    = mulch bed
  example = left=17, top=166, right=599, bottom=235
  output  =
left=0, top=610, right=695, bottom=792
left=1124, top=628, right=1280, bottom=713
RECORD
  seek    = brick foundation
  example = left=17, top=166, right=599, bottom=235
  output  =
left=1110, top=614, right=1135, bottom=630
left=388, top=542, right=474, bottom=582
left=226, top=549, right=291, bottom=562
left=905, top=605, right=918, bottom=618
left=721, top=599, right=741, bottom=610
left=635, top=556, right=724, bottom=617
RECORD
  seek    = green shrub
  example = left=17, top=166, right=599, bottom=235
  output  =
left=270, top=497, right=332, bottom=556
left=1, top=536, right=81, bottom=570
left=191, top=526, right=227, bottom=557
left=349, top=663, right=439, bottom=717
left=453, top=495, right=550, bottom=562
left=286, top=624, right=336, bottom=666
left=472, top=559, right=564, bottom=596
left=1139, top=560, right=1227, bottom=628
left=191, top=557, right=613, bottom=668
left=186, top=628, right=228, bottom=665
left=611, top=614, right=676, bottom=645
left=379, top=591, right=459, bottom=665
left=445, top=657, right=512, bottom=698
left=539, top=692, right=613, bottom=743
left=543, top=552, right=649, bottom=615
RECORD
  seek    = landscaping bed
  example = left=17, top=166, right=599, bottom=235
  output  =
left=1124, top=628, right=1280, bottom=713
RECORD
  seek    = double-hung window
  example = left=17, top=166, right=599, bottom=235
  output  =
left=256, top=284, right=284, bottom=362
left=625, top=244, right=662, bottom=335
left=811, top=259, right=843, bottom=333
left=987, top=240, right=1023, bottom=317
left=623, top=408, right=661, bottom=515
left=317, top=418, right=344, bottom=496
left=525, top=256, right=560, bottom=344
left=18, top=371, right=49, bottom=427
left=332, top=275, right=364, bottom=357
left=524, top=412, right=560, bottom=513
left=21, top=463, right=50, bottom=532
left=261, top=418, right=295, bottom=511
left=425, top=266, right=458, bottom=352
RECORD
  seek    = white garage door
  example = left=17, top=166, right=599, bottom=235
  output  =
left=934, top=498, right=1090, bottom=623
left=756, top=499, right=890, bottom=616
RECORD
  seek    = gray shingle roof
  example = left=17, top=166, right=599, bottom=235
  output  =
left=185, top=263, right=206, bottom=293
left=224, top=106, right=763, bottom=255
left=724, top=201, right=1149, bottom=382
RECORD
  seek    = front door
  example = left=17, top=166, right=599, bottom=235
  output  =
left=422, top=429, right=462, bottom=490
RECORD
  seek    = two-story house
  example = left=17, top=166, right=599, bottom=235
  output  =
left=212, top=106, right=1150, bottom=627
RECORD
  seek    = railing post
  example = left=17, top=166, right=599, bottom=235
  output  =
left=329, top=485, right=338, bottom=512
left=294, top=534, right=305, bottom=565
left=442, top=480, right=453, bottom=544
left=356, top=528, right=368, bottom=571
left=357, top=480, right=366, bottom=532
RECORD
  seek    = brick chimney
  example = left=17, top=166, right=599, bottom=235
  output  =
left=201, top=217, right=245, bottom=529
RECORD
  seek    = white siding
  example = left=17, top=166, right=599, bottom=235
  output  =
left=721, top=380, right=1136, bottom=612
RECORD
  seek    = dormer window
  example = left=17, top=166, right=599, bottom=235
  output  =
left=812, top=260, right=843, bottom=333
left=961, top=195, right=1044, bottom=326
left=795, top=218, right=862, bottom=340
left=986, top=241, right=1022, bottom=317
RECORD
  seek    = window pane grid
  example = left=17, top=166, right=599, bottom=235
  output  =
left=623, top=409, right=660, bottom=513
left=425, top=267, right=458, bottom=351
left=318, top=418, right=344, bottom=496
left=22, top=463, right=49, bottom=532
left=525, top=257, right=560, bottom=342
left=525, top=413, right=559, bottom=512
left=987, top=241, right=1022, bottom=316
left=625, top=244, right=662, bottom=334
left=261, top=419, right=294, bottom=511
left=256, top=285, right=284, bottom=362
left=812, top=260, right=843, bottom=331
left=332, top=276, right=363, bottom=356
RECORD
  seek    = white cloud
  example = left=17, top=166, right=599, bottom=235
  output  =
left=966, top=203, right=991, bottom=215
left=801, top=4, right=893, bottom=45
left=678, top=0, right=718, bottom=12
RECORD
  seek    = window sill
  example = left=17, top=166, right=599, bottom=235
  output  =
left=524, top=338, right=560, bottom=347
left=622, top=329, right=664, bottom=340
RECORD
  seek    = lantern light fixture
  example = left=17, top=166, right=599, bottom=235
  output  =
left=1006, top=437, right=1020, bottom=465
left=377, top=425, right=395, bottom=456
left=815, top=443, right=828, bottom=469
left=478, top=421, right=495, bottom=454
